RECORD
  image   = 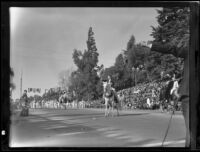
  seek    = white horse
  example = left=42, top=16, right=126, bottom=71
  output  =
left=102, top=81, right=119, bottom=117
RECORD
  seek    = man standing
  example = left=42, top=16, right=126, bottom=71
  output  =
left=20, top=90, right=29, bottom=116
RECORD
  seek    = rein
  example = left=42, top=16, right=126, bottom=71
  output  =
left=161, top=97, right=179, bottom=147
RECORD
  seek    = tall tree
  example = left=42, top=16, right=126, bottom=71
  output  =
left=124, top=35, right=136, bottom=69
left=71, top=27, right=100, bottom=101
left=151, top=7, right=189, bottom=48
left=10, top=67, right=15, bottom=91
left=150, top=7, right=188, bottom=77
left=10, top=67, right=15, bottom=100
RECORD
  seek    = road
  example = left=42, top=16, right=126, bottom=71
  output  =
left=10, top=108, right=186, bottom=147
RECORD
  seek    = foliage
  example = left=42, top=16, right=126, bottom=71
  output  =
left=151, top=6, right=189, bottom=64
left=10, top=67, right=15, bottom=91
left=151, top=7, right=189, bottom=49
left=42, top=89, right=61, bottom=102
left=58, top=68, right=74, bottom=91
left=149, top=7, right=188, bottom=78
left=64, top=7, right=188, bottom=101
left=70, top=27, right=100, bottom=101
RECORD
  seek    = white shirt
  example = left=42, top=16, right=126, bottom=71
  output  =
left=147, top=98, right=151, bottom=105
left=170, top=80, right=179, bottom=95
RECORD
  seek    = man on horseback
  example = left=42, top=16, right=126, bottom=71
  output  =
left=102, top=75, right=120, bottom=117
left=170, top=73, right=182, bottom=111
left=144, top=40, right=190, bottom=147
left=58, top=91, right=67, bottom=109
left=59, top=90, right=74, bottom=109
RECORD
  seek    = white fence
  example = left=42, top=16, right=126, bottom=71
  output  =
left=29, top=100, right=86, bottom=109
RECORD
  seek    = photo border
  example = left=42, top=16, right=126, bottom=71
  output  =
left=1, top=1, right=199, bottom=151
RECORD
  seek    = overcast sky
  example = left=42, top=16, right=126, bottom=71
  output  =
left=10, top=7, right=160, bottom=99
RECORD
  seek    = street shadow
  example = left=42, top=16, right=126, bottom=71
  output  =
left=46, top=113, right=104, bottom=117
left=117, top=113, right=150, bottom=117
left=176, top=137, right=186, bottom=141
left=41, top=124, right=97, bottom=133
left=124, top=138, right=157, bottom=147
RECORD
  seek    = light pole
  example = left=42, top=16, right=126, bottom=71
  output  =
left=132, top=67, right=135, bottom=86
left=132, top=66, right=140, bottom=86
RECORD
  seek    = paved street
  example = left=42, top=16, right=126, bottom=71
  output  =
left=10, top=108, right=186, bottom=147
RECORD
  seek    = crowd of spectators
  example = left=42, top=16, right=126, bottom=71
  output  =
left=117, top=81, right=168, bottom=110
left=14, top=76, right=181, bottom=112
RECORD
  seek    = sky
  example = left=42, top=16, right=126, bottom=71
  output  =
left=10, top=7, right=160, bottom=99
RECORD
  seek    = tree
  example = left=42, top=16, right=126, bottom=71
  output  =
left=58, top=68, right=74, bottom=91
left=124, top=35, right=137, bottom=69
left=150, top=7, right=188, bottom=77
left=10, top=67, right=16, bottom=100
left=71, top=27, right=100, bottom=101
left=151, top=7, right=189, bottom=49
left=42, top=89, right=60, bottom=102
left=123, top=36, right=151, bottom=85
left=10, top=67, right=15, bottom=91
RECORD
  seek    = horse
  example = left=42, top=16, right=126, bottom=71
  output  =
left=159, top=80, right=180, bottom=113
left=58, top=92, right=73, bottom=109
left=102, top=81, right=120, bottom=117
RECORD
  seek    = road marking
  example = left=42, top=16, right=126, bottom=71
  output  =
left=48, top=117, right=66, bottom=120
left=140, top=139, right=185, bottom=147
left=97, top=127, right=129, bottom=139
left=29, top=119, right=46, bottom=122
left=44, top=125, right=67, bottom=129
left=96, top=127, right=114, bottom=132
left=55, top=132, right=85, bottom=136
left=105, top=132, right=124, bottom=138
left=116, top=135, right=132, bottom=140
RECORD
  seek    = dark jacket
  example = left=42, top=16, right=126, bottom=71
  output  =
left=151, top=42, right=189, bottom=98
left=21, top=93, right=28, bottom=103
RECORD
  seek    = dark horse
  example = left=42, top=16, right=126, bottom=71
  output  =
left=58, top=92, right=73, bottom=109
left=159, top=80, right=179, bottom=112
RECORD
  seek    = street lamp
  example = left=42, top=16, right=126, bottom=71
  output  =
left=132, top=67, right=139, bottom=86
left=131, top=67, right=134, bottom=86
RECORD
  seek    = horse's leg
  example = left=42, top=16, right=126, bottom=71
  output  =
left=107, top=104, right=110, bottom=117
left=107, top=100, right=111, bottom=117
left=105, top=100, right=109, bottom=117
left=112, top=101, right=114, bottom=117
left=105, top=103, right=108, bottom=117
left=105, top=99, right=107, bottom=117
left=108, top=101, right=112, bottom=116
left=116, top=102, right=119, bottom=116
